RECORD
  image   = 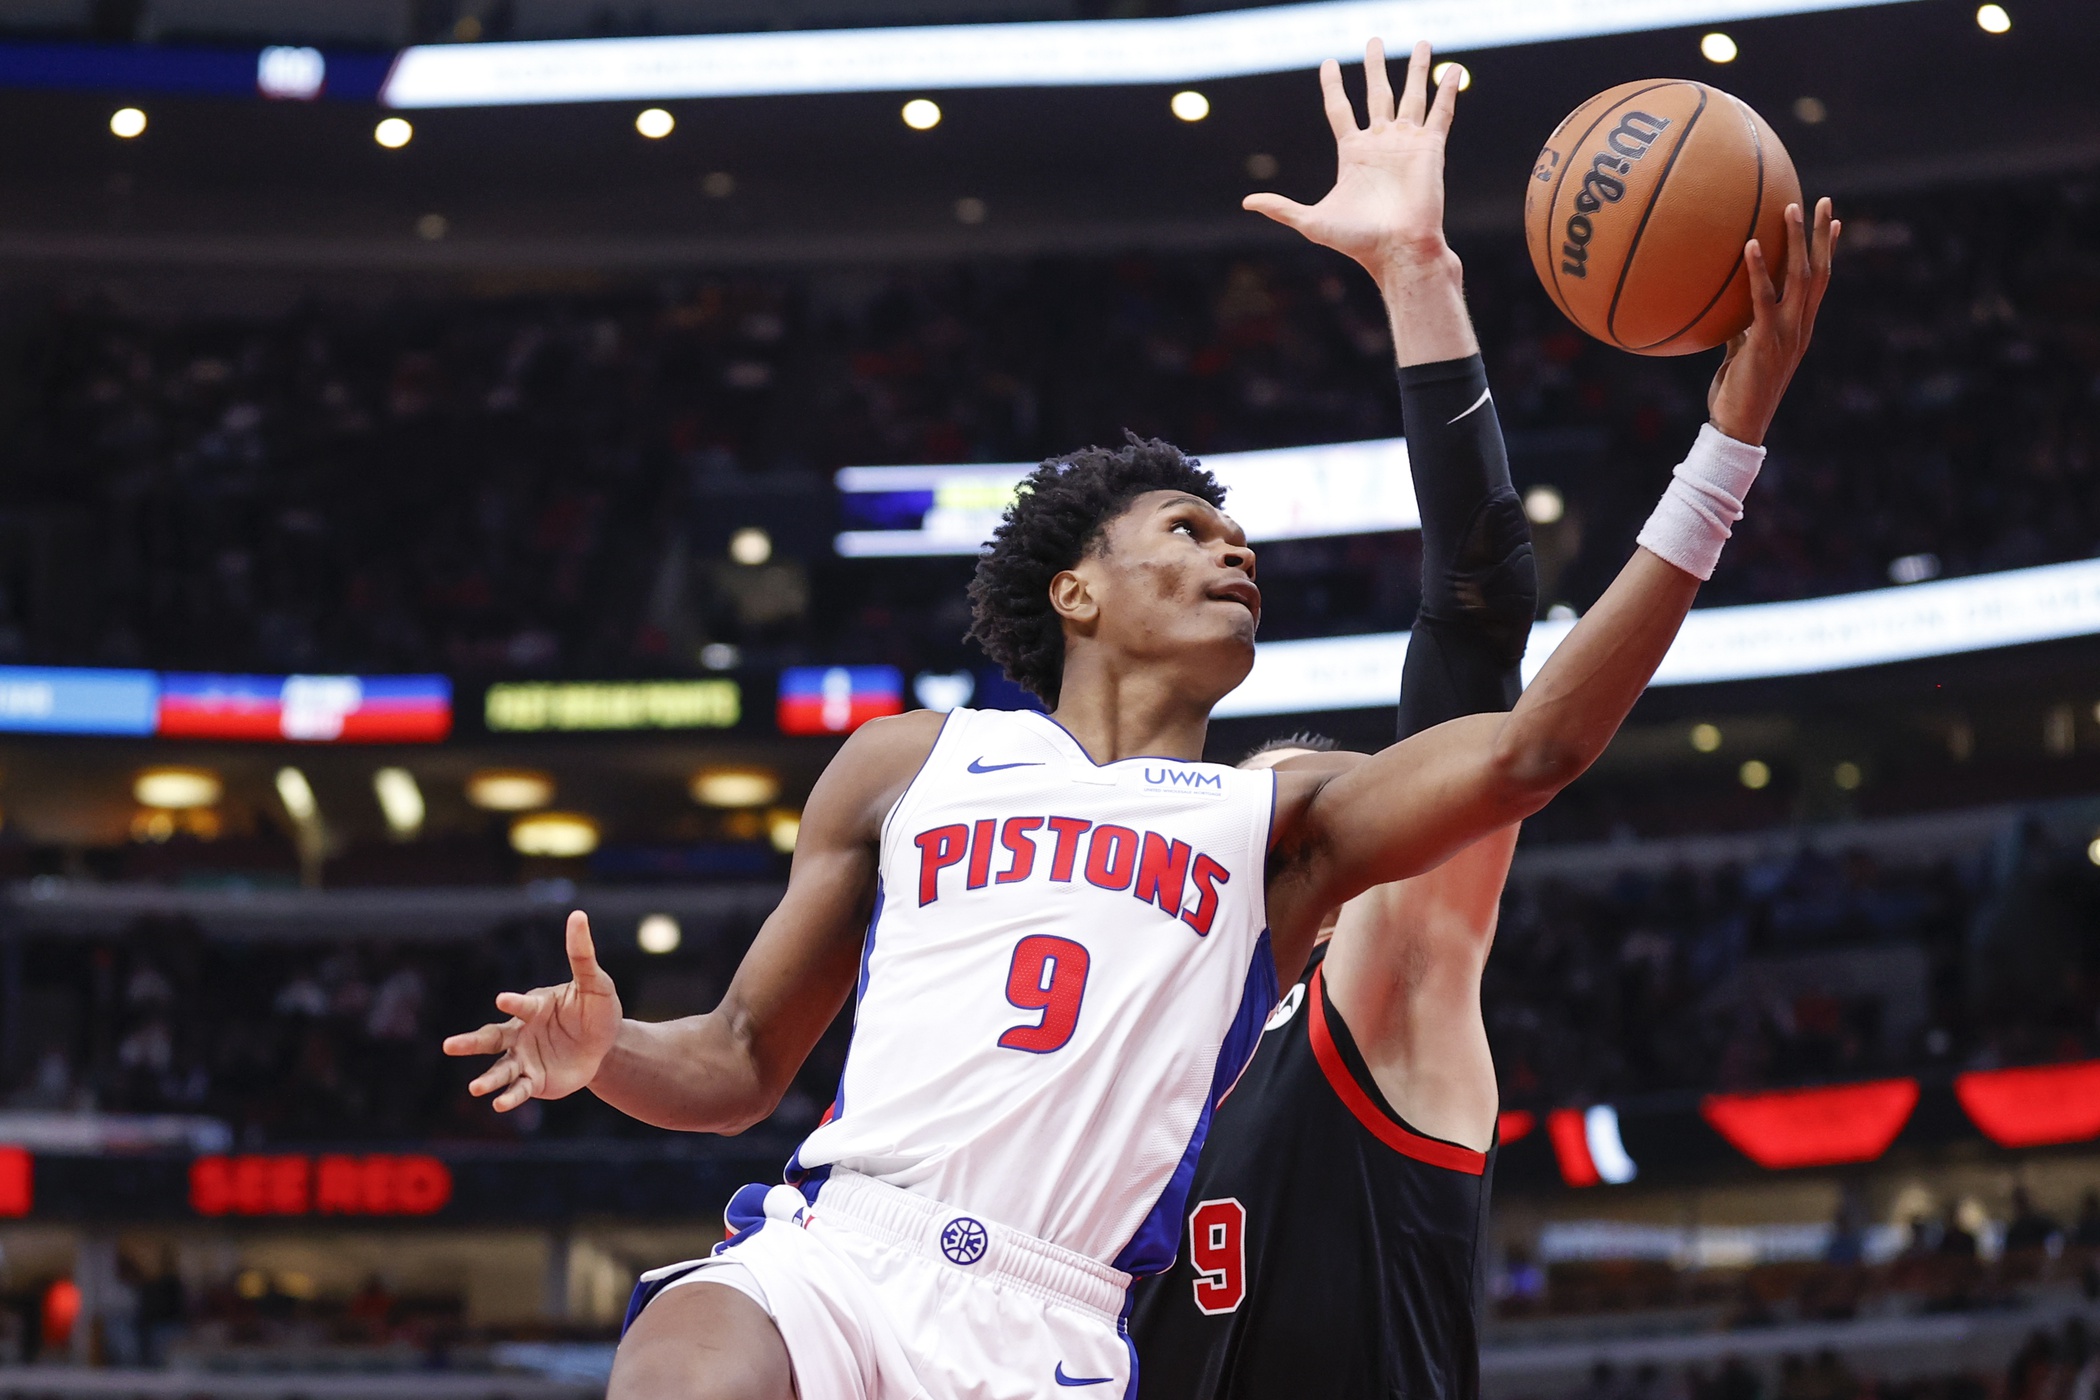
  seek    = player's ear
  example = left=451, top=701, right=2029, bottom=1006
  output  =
left=1048, top=567, right=1100, bottom=630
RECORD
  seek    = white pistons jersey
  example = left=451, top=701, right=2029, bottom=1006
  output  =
left=788, top=707, right=1279, bottom=1276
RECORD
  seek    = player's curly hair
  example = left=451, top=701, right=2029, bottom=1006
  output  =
left=967, top=435, right=1225, bottom=708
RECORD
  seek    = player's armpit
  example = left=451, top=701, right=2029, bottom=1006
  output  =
left=586, top=710, right=945, bottom=1134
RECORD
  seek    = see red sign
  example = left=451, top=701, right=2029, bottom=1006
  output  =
left=190, top=1154, right=452, bottom=1217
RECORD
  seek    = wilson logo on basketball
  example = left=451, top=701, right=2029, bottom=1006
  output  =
left=1561, top=112, right=1670, bottom=279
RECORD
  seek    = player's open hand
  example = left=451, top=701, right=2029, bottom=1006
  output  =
left=1244, top=39, right=1458, bottom=281
left=442, top=909, right=622, bottom=1111
left=1708, top=196, right=1840, bottom=446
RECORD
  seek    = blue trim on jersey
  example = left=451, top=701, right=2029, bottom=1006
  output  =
left=1117, top=1288, right=1141, bottom=1399
left=784, top=876, right=890, bottom=1201
left=1030, top=709, right=1208, bottom=769
left=1110, top=928, right=1278, bottom=1277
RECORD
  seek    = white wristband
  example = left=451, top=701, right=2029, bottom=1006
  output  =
left=1634, top=423, right=1766, bottom=581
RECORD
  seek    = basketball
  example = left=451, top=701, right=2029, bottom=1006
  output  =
left=1524, top=80, right=1800, bottom=356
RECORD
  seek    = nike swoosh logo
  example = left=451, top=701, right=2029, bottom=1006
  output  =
left=967, top=758, right=1043, bottom=774
left=1055, top=1364, right=1115, bottom=1387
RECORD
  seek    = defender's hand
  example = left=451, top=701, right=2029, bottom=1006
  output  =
left=442, top=910, right=623, bottom=1111
left=1243, top=39, right=1458, bottom=280
left=1708, top=197, right=1840, bottom=446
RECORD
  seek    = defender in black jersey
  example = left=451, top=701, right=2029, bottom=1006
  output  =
left=1130, top=43, right=1534, bottom=1400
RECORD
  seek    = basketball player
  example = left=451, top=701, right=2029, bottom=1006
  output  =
left=1129, top=46, right=1530, bottom=1399
left=444, top=39, right=1837, bottom=1400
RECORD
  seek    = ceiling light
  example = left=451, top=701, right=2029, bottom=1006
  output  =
left=374, top=117, right=414, bottom=149
left=1975, top=4, right=2011, bottom=33
left=1833, top=761, right=1863, bottom=791
left=467, top=768, right=555, bottom=811
left=510, top=812, right=599, bottom=858
left=1700, top=31, right=1738, bottom=63
left=1170, top=90, right=1210, bottom=122
left=136, top=767, right=221, bottom=810
left=1522, top=485, right=1564, bottom=525
left=954, top=196, right=988, bottom=225
left=109, top=107, right=146, bottom=139
left=901, top=98, right=941, bottom=130
left=1793, top=96, right=1828, bottom=125
left=768, top=810, right=801, bottom=854
left=274, top=767, right=317, bottom=823
left=1690, top=723, right=1722, bottom=753
left=636, top=107, right=675, bottom=138
left=373, top=768, right=424, bottom=839
left=691, top=767, right=780, bottom=809
left=728, top=527, right=772, bottom=566
left=414, top=213, right=448, bottom=241
left=1431, top=61, right=1471, bottom=91
left=1738, top=759, right=1771, bottom=790
left=2087, top=836, right=2100, bottom=868
left=637, top=913, right=681, bottom=954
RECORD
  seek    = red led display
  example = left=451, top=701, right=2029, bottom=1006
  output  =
left=1547, top=1108, right=1601, bottom=1188
left=1954, top=1060, right=2100, bottom=1149
left=0, top=1145, right=29, bottom=1217
left=190, top=1154, right=452, bottom=1217
left=1700, top=1079, right=1919, bottom=1169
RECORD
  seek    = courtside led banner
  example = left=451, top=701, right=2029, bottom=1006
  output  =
left=486, top=679, right=740, bottom=733
left=159, top=674, right=451, bottom=743
left=0, top=668, right=452, bottom=741
left=382, top=0, right=1920, bottom=107
left=836, top=438, right=1419, bottom=557
left=778, top=666, right=905, bottom=735
left=1215, top=556, right=2100, bottom=719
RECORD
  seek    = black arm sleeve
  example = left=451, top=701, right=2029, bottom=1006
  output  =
left=1396, top=353, right=1538, bottom=741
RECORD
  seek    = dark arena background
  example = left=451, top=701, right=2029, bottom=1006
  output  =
left=0, top=0, right=2095, bottom=1395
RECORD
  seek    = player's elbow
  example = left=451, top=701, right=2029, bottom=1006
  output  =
left=1487, top=724, right=1590, bottom=815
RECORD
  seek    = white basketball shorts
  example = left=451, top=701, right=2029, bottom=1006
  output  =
left=629, top=1170, right=1135, bottom=1400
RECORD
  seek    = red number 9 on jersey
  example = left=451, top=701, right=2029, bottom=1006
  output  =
left=1188, top=1197, right=1247, bottom=1315
left=997, top=935, right=1090, bottom=1053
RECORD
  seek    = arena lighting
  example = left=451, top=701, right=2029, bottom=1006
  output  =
left=1522, top=485, right=1564, bottom=525
left=1700, top=30, right=1740, bottom=61
left=901, top=98, right=942, bottom=130
left=273, top=767, right=317, bottom=824
left=635, top=106, right=675, bottom=137
left=768, top=809, right=802, bottom=853
left=1690, top=722, right=1722, bottom=752
left=1212, top=555, right=2100, bottom=719
left=1170, top=89, right=1210, bottom=121
left=1953, top=1061, right=2100, bottom=1148
left=372, top=768, right=425, bottom=840
left=380, top=0, right=1922, bottom=108
left=373, top=116, right=413, bottom=148
left=637, top=913, right=682, bottom=954
left=135, top=767, right=222, bottom=810
left=109, top=106, right=146, bottom=138
left=510, top=811, right=600, bottom=858
left=466, top=768, right=555, bottom=811
left=691, top=767, right=781, bottom=808
left=728, top=527, right=773, bottom=566
left=836, top=437, right=1420, bottom=556
left=1738, top=759, right=1772, bottom=789
left=1975, top=3, right=2011, bottom=33
left=1430, top=60, right=1470, bottom=91
left=1700, top=1079, right=1919, bottom=1169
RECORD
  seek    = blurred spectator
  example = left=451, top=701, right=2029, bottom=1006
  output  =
left=2004, top=1188, right=2061, bottom=1255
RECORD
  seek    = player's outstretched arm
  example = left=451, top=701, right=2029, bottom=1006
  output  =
left=443, top=710, right=942, bottom=1133
left=1272, top=200, right=1839, bottom=947
left=1246, top=39, right=1474, bottom=368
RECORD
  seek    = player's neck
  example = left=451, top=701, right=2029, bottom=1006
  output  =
left=1049, top=661, right=1210, bottom=764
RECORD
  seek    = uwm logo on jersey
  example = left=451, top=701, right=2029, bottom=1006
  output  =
left=912, top=815, right=1232, bottom=936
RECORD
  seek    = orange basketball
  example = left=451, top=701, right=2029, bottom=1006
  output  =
left=1524, top=80, right=1800, bottom=356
